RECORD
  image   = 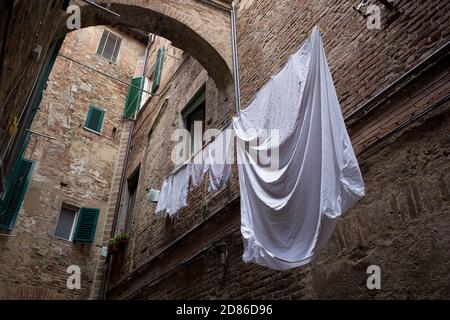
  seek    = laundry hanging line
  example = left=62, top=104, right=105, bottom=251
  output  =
left=162, top=25, right=327, bottom=179
left=156, top=26, right=364, bottom=272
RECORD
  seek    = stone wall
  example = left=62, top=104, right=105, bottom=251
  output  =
left=0, top=0, right=68, bottom=195
left=0, top=26, right=144, bottom=300
left=106, top=0, right=450, bottom=299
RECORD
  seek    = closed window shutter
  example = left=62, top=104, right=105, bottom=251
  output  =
left=123, top=77, right=143, bottom=118
left=85, top=107, right=105, bottom=133
left=112, top=37, right=122, bottom=63
left=73, top=208, right=100, bottom=243
left=0, top=159, right=34, bottom=231
left=97, top=30, right=122, bottom=63
left=151, top=48, right=165, bottom=94
left=97, top=32, right=108, bottom=56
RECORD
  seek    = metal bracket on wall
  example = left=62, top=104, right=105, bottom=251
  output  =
left=353, top=0, right=395, bottom=19
left=7, top=117, right=18, bottom=135
left=353, top=1, right=370, bottom=18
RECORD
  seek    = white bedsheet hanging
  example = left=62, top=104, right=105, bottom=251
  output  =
left=206, top=128, right=233, bottom=193
left=155, top=177, right=171, bottom=216
left=232, top=26, right=365, bottom=270
left=190, top=148, right=207, bottom=189
left=155, top=164, right=191, bottom=217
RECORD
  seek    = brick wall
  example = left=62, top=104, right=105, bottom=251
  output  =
left=117, top=86, right=450, bottom=300
left=235, top=0, right=449, bottom=116
left=0, top=0, right=68, bottom=194
left=0, top=26, right=144, bottom=300
left=106, top=0, right=450, bottom=299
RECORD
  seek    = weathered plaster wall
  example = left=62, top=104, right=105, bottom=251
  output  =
left=0, top=26, right=144, bottom=299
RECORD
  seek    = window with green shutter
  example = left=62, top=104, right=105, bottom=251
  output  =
left=73, top=208, right=100, bottom=243
left=123, top=77, right=144, bottom=119
left=0, top=159, right=34, bottom=231
left=151, top=48, right=165, bottom=94
left=84, top=106, right=105, bottom=134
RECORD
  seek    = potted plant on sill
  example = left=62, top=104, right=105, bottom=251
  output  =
left=108, top=230, right=129, bottom=254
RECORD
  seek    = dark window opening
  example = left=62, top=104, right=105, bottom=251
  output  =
left=182, top=87, right=206, bottom=157
left=125, top=167, right=140, bottom=233
left=54, top=204, right=78, bottom=241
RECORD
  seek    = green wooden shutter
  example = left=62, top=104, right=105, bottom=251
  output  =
left=182, top=89, right=206, bottom=119
left=0, top=159, right=34, bottom=231
left=123, top=77, right=143, bottom=118
left=73, top=208, right=100, bottom=243
left=151, top=48, right=165, bottom=94
left=84, top=106, right=105, bottom=133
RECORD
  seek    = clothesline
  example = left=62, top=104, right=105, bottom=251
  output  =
left=153, top=26, right=363, bottom=271
left=155, top=126, right=233, bottom=217
left=166, top=120, right=233, bottom=178
left=159, top=26, right=326, bottom=180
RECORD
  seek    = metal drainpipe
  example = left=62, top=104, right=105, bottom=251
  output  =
left=100, top=35, right=153, bottom=300
left=231, top=1, right=241, bottom=114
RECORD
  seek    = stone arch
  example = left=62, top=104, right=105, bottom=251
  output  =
left=59, top=0, right=233, bottom=91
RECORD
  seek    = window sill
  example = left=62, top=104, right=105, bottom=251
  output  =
left=83, top=127, right=101, bottom=136
left=95, top=53, right=118, bottom=65
left=53, top=236, right=73, bottom=243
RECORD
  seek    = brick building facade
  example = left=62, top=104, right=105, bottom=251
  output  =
left=0, top=0, right=449, bottom=300
left=102, top=0, right=450, bottom=299
left=0, top=26, right=145, bottom=299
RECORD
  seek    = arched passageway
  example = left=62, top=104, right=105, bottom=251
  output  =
left=58, top=0, right=234, bottom=91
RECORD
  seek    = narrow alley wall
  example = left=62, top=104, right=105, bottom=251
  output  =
left=0, top=26, right=145, bottom=299
left=106, top=0, right=450, bottom=300
left=0, top=0, right=68, bottom=198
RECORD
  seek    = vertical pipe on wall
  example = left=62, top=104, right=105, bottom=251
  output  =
left=231, top=1, right=241, bottom=114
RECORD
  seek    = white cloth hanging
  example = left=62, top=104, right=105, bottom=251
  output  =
left=170, top=164, right=190, bottom=216
left=233, top=26, right=365, bottom=270
left=190, top=149, right=207, bottom=189
left=155, top=177, right=171, bottom=216
left=155, top=164, right=191, bottom=217
left=206, top=128, right=233, bottom=193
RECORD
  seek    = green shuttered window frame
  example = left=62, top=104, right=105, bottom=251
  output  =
left=84, top=106, right=105, bottom=134
left=182, top=88, right=206, bottom=119
left=123, top=77, right=144, bottom=119
left=73, top=208, right=100, bottom=243
left=151, top=47, right=165, bottom=94
left=0, top=159, right=35, bottom=231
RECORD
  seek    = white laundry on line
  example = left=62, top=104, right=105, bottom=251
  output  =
left=190, top=148, right=207, bottom=190
left=232, top=26, right=365, bottom=270
left=155, top=164, right=191, bottom=217
left=155, top=129, right=233, bottom=217
left=205, top=128, right=233, bottom=193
